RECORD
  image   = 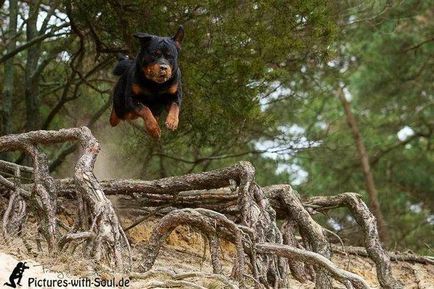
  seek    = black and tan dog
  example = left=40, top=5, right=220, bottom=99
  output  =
left=110, top=26, right=184, bottom=139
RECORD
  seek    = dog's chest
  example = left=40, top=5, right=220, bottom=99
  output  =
left=131, top=82, right=177, bottom=97
left=131, top=83, right=174, bottom=103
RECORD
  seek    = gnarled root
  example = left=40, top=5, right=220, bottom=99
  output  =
left=0, top=127, right=131, bottom=270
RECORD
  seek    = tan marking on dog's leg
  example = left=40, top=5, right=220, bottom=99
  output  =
left=135, top=106, right=161, bottom=139
left=165, top=103, right=180, bottom=131
left=131, top=84, right=142, bottom=95
left=168, top=82, right=178, bottom=94
left=109, top=108, right=121, bottom=127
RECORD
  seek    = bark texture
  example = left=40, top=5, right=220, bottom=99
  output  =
left=0, top=127, right=404, bottom=288
left=1, top=0, right=18, bottom=140
left=0, top=127, right=130, bottom=270
left=337, top=88, right=389, bottom=244
left=305, top=193, right=403, bottom=289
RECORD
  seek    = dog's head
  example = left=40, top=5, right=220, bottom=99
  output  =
left=134, top=26, right=184, bottom=84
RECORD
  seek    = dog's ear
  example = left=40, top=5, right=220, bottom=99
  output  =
left=134, top=32, right=153, bottom=46
left=172, top=25, right=184, bottom=49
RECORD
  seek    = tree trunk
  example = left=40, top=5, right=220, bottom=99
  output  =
left=1, top=0, right=18, bottom=140
left=337, top=87, right=389, bottom=244
left=24, top=1, right=42, bottom=131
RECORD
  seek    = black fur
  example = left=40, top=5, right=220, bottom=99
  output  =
left=111, top=27, right=184, bottom=118
left=112, top=54, right=132, bottom=76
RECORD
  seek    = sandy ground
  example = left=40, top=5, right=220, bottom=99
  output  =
left=0, top=196, right=433, bottom=289
left=2, top=220, right=433, bottom=289
left=0, top=251, right=80, bottom=289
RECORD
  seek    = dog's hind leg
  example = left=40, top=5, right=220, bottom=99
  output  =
left=109, top=108, right=121, bottom=127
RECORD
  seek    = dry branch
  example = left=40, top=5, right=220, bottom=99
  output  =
left=305, top=193, right=403, bottom=289
left=332, top=245, right=434, bottom=265
left=54, top=162, right=288, bottom=287
left=131, top=270, right=239, bottom=289
left=140, top=208, right=246, bottom=287
left=173, top=272, right=238, bottom=289
left=0, top=127, right=130, bottom=270
left=38, top=163, right=400, bottom=288
left=143, top=280, right=208, bottom=289
left=0, top=160, right=33, bottom=173
left=1, top=160, right=29, bottom=237
left=57, top=161, right=256, bottom=195
left=0, top=133, right=58, bottom=248
left=256, top=243, right=371, bottom=289
left=280, top=219, right=309, bottom=282
left=265, top=185, right=332, bottom=288
left=140, top=208, right=372, bottom=289
left=0, top=129, right=403, bottom=288
left=209, top=233, right=223, bottom=274
left=2, top=191, right=26, bottom=237
left=3, top=172, right=400, bottom=288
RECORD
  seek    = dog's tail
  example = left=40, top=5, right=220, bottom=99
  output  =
left=113, top=53, right=132, bottom=76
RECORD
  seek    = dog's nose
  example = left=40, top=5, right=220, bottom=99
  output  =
left=160, top=65, right=169, bottom=71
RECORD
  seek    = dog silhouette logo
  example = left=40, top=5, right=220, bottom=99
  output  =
left=4, top=262, right=29, bottom=288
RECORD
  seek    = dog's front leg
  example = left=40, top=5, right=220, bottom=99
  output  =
left=135, top=105, right=161, bottom=139
left=165, top=102, right=180, bottom=131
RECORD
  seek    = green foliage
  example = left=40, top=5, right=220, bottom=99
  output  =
left=0, top=0, right=432, bottom=253
left=284, top=0, right=434, bottom=253
left=60, top=0, right=339, bottom=177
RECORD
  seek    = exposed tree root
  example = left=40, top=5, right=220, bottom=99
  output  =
left=143, top=280, right=208, bottom=289
left=331, top=245, right=434, bottom=265
left=0, top=127, right=130, bottom=271
left=0, top=127, right=406, bottom=288
left=265, top=185, right=332, bottom=288
left=141, top=208, right=246, bottom=286
left=69, top=180, right=403, bottom=288
left=130, top=270, right=240, bottom=289
left=305, top=193, right=404, bottom=289
left=280, top=219, right=309, bottom=282
left=140, top=207, right=374, bottom=289
left=256, top=243, right=371, bottom=289
left=0, top=161, right=30, bottom=238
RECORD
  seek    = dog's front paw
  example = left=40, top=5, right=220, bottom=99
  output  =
left=165, top=115, right=179, bottom=131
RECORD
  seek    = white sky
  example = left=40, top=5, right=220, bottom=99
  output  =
left=397, top=126, right=415, bottom=141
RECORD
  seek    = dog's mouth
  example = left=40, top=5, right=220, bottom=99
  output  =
left=143, top=64, right=172, bottom=84
left=155, top=73, right=171, bottom=83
